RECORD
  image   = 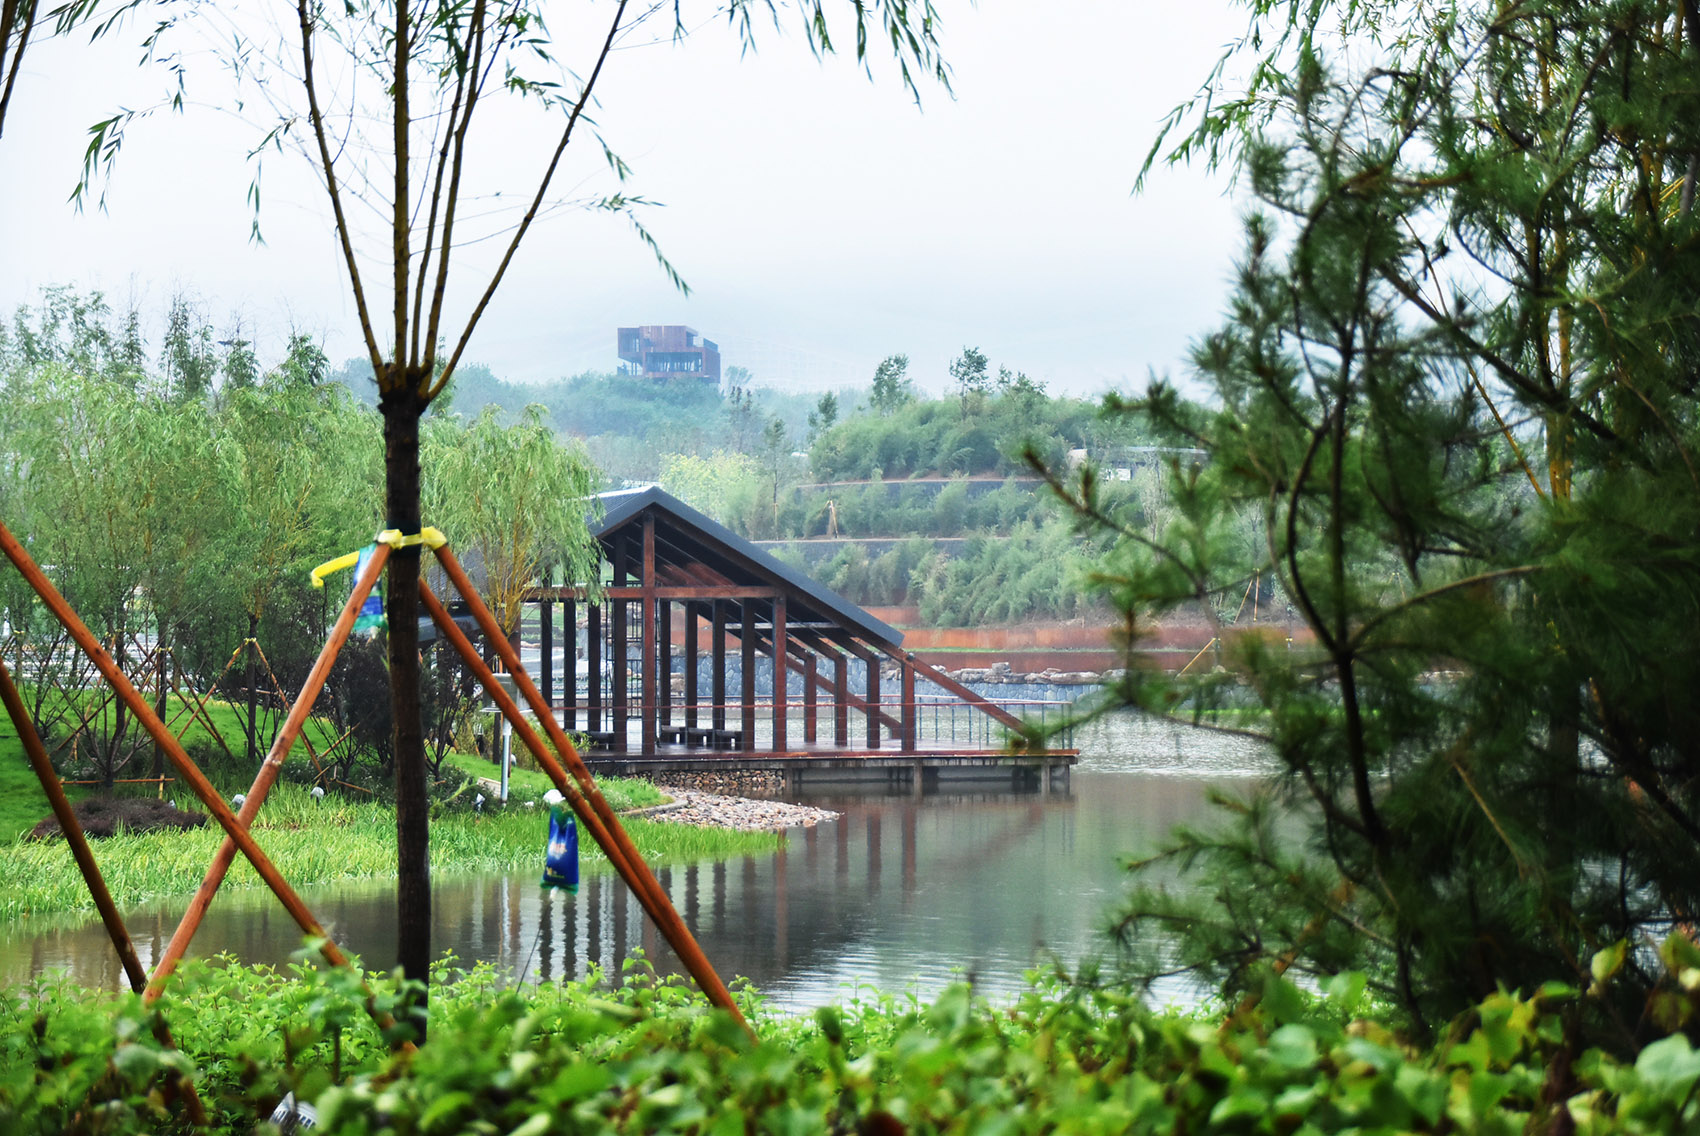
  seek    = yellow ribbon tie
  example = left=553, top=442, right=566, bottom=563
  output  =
left=375, top=526, right=448, bottom=551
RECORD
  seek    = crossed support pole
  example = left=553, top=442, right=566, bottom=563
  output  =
left=0, top=519, right=749, bottom=1123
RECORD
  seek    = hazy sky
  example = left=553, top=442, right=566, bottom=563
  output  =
left=3, top=2, right=1249, bottom=397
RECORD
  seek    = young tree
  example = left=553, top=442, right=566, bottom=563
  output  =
left=1059, top=0, right=1700, bottom=1046
left=949, top=345, right=989, bottom=418
left=723, top=364, right=759, bottom=453
left=869, top=352, right=913, bottom=415
left=761, top=414, right=789, bottom=522
left=807, top=390, right=839, bottom=442
left=160, top=292, right=216, bottom=403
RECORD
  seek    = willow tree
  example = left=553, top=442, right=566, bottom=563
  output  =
left=422, top=406, right=599, bottom=638
left=1065, top=0, right=1700, bottom=1046
left=218, top=381, right=379, bottom=764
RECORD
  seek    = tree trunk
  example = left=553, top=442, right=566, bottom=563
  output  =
left=383, top=385, right=430, bottom=1040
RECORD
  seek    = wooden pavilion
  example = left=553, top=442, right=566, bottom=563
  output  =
left=522, top=488, right=1076, bottom=788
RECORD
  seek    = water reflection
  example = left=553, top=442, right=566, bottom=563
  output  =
left=0, top=713, right=1281, bottom=1008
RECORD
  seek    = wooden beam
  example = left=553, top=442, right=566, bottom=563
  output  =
left=872, top=642, right=1027, bottom=734
left=744, top=629, right=903, bottom=734
left=527, top=585, right=776, bottom=601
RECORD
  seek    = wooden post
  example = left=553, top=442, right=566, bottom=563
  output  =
left=771, top=594, right=787, bottom=752
left=641, top=518, right=656, bottom=757
left=586, top=602, right=602, bottom=732
left=866, top=650, right=881, bottom=749
left=563, top=597, right=577, bottom=731
left=684, top=601, right=699, bottom=731
left=712, top=600, right=727, bottom=731
left=656, top=600, right=671, bottom=735
left=540, top=597, right=554, bottom=710
left=834, top=650, right=849, bottom=746
left=803, top=651, right=817, bottom=744
left=740, top=600, right=757, bottom=750
left=613, top=540, right=629, bottom=752
left=901, top=652, right=917, bottom=753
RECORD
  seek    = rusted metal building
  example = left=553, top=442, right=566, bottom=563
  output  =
left=523, top=488, right=1075, bottom=789
left=616, top=325, right=721, bottom=383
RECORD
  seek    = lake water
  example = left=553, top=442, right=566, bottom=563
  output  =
left=0, top=713, right=1278, bottom=1008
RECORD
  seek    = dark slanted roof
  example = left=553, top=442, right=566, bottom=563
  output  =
left=595, top=487, right=903, bottom=648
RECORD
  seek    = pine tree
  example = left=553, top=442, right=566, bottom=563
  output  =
left=1052, top=0, right=1700, bottom=1047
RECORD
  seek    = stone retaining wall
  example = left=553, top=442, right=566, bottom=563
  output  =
left=635, top=769, right=784, bottom=796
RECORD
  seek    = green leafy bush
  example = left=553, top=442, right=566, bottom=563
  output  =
left=10, top=938, right=1700, bottom=1133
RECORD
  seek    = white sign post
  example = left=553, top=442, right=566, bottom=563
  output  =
left=492, top=671, right=519, bottom=804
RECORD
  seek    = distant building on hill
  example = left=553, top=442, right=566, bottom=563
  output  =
left=616, top=325, right=721, bottom=384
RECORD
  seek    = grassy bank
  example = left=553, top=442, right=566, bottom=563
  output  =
left=442, top=751, right=669, bottom=808
left=0, top=782, right=779, bottom=922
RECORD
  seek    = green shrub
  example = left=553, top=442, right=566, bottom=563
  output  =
left=9, top=938, right=1700, bottom=1133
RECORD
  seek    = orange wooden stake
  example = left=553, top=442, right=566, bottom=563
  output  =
left=145, top=545, right=391, bottom=1001
left=0, top=655, right=210, bottom=1126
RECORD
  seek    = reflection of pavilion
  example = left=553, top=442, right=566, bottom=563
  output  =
left=490, top=791, right=1077, bottom=1001
left=522, top=488, right=1076, bottom=789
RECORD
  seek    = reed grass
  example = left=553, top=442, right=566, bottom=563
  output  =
left=0, top=782, right=780, bottom=923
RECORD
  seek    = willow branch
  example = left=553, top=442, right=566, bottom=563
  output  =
left=0, top=0, right=35, bottom=140
left=409, top=6, right=476, bottom=371
left=298, top=0, right=382, bottom=370
left=421, top=0, right=493, bottom=371
left=433, top=0, right=630, bottom=395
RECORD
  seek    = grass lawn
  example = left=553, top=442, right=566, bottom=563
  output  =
left=0, top=721, right=87, bottom=842
left=0, top=781, right=779, bottom=922
left=2, top=693, right=773, bottom=921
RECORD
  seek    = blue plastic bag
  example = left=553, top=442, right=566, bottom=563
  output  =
left=352, top=543, right=386, bottom=635
left=542, top=806, right=579, bottom=892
